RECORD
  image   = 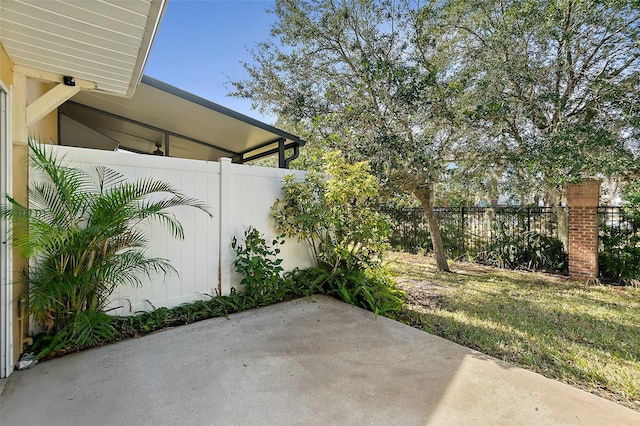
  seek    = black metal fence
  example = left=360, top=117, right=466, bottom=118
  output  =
left=383, top=205, right=640, bottom=283
left=598, top=207, right=640, bottom=285
left=382, top=207, right=567, bottom=271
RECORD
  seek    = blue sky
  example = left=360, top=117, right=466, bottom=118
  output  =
left=144, top=0, right=277, bottom=123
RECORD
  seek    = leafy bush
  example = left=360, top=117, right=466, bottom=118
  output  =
left=310, top=266, right=404, bottom=316
left=598, top=183, right=640, bottom=285
left=1, top=140, right=211, bottom=354
left=272, top=151, right=390, bottom=271
left=599, top=223, right=640, bottom=286
left=271, top=151, right=404, bottom=313
left=111, top=292, right=252, bottom=340
left=622, top=179, right=640, bottom=221
left=475, top=230, right=568, bottom=273
left=232, top=227, right=288, bottom=303
left=382, top=208, right=436, bottom=254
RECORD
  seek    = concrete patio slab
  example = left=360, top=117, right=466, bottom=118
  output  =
left=1, top=295, right=638, bottom=425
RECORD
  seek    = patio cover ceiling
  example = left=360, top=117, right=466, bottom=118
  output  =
left=66, top=76, right=305, bottom=163
left=0, top=0, right=166, bottom=97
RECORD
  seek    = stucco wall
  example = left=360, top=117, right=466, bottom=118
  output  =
left=26, top=79, right=58, bottom=144
left=0, top=45, right=12, bottom=87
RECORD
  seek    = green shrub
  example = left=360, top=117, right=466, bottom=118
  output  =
left=271, top=151, right=404, bottom=313
left=272, top=151, right=390, bottom=271
left=321, top=267, right=404, bottom=316
left=475, top=230, right=567, bottom=273
left=622, top=180, right=640, bottom=221
left=605, top=182, right=640, bottom=285
left=599, top=223, right=640, bottom=286
left=232, top=227, right=286, bottom=303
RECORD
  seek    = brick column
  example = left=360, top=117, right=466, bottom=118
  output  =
left=566, top=180, right=600, bottom=282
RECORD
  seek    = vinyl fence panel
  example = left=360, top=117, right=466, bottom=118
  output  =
left=32, top=146, right=313, bottom=316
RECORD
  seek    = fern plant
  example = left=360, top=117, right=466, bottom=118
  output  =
left=1, top=140, right=211, bottom=351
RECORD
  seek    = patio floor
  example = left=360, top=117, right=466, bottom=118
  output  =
left=1, top=295, right=638, bottom=425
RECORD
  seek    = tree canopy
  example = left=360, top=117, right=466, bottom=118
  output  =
left=233, top=0, right=457, bottom=269
left=232, top=0, right=640, bottom=268
left=441, top=0, right=640, bottom=201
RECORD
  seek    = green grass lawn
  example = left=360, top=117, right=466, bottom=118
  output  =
left=385, top=251, right=640, bottom=411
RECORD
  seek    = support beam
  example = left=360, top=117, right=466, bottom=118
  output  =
left=26, top=83, right=81, bottom=127
left=12, top=69, right=27, bottom=143
left=240, top=141, right=300, bottom=166
left=13, top=64, right=96, bottom=130
left=13, top=65, right=95, bottom=90
left=278, top=139, right=286, bottom=169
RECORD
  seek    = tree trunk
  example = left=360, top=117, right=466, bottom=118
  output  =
left=413, top=187, right=451, bottom=272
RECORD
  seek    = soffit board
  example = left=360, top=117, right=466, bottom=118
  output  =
left=69, top=77, right=301, bottom=155
left=0, top=0, right=166, bottom=97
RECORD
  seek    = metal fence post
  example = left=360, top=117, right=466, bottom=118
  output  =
left=461, top=206, right=466, bottom=256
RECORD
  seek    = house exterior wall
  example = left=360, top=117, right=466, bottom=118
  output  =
left=2, top=41, right=62, bottom=372
left=1, top=45, right=12, bottom=86
left=26, top=80, right=58, bottom=144
left=0, top=44, right=13, bottom=378
left=10, top=143, right=27, bottom=370
left=31, top=146, right=314, bottom=316
left=0, top=43, right=21, bottom=372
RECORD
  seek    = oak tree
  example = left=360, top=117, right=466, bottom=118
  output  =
left=233, top=0, right=455, bottom=271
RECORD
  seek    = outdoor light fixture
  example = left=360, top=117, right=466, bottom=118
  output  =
left=63, top=76, right=75, bottom=86
left=153, top=142, right=164, bottom=156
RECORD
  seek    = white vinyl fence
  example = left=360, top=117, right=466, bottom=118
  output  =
left=33, top=145, right=314, bottom=316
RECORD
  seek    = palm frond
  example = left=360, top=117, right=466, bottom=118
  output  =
left=95, top=166, right=126, bottom=193
left=10, top=140, right=211, bottom=350
left=58, top=310, right=115, bottom=347
left=108, top=229, right=149, bottom=251
left=0, top=195, right=31, bottom=222
left=134, top=206, right=184, bottom=239
left=139, top=194, right=211, bottom=218
left=97, top=250, right=177, bottom=291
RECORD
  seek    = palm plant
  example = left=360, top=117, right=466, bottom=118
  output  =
left=1, top=140, right=211, bottom=352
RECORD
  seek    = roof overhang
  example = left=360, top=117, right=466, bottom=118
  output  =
left=63, top=76, right=305, bottom=165
left=0, top=0, right=167, bottom=97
